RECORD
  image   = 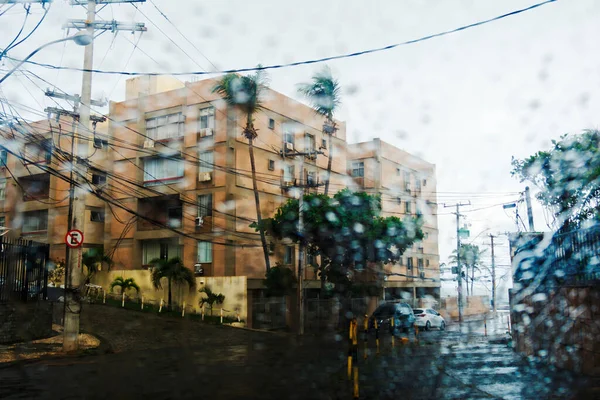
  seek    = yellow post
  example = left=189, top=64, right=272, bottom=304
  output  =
left=363, top=315, right=369, bottom=359
left=121, top=292, right=125, bottom=308
left=220, top=308, right=223, bottom=324
left=159, top=298, right=163, bottom=313
left=202, top=304, right=205, bottom=321
left=103, top=290, right=106, bottom=304
left=141, top=296, right=144, bottom=310
left=182, top=301, right=186, bottom=317
left=348, top=318, right=357, bottom=380
left=374, top=320, right=380, bottom=354
left=414, top=323, right=419, bottom=343
left=391, top=317, right=395, bottom=348
left=353, top=365, right=359, bottom=399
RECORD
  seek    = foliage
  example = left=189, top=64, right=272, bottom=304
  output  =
left=298, top=65, right=341, bottom=121
left=82, top=250, right=113, bottom=285
left=252, top=189, right=424, bottom=294
left=110, top=276, right=140, bottom=295
left=150, top=257, right=196, bottom=309
left=48, top=259, right=66, bottom=287
left=448, top=244, right=486, bottom=295
left=198, top=286, right=225, bottom=316
left=511, top=130, right=600, bottom=230
left=264, top=264, right=297, bottom=297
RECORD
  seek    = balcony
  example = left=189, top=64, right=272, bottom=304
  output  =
left=19, top=174, right=50, bottom=202
left=137, top=195, right=183, bottom=232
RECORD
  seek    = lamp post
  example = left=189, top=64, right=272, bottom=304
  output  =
left=0, top=32, right=93, bottom=84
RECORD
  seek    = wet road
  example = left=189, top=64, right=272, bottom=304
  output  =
left=0, top=306, right=596, bottom=399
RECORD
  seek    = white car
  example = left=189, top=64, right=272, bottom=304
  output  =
left=413, top=308, right=445, bottom=331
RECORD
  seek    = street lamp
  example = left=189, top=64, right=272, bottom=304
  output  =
left=0, top=32, right=93, bottom=85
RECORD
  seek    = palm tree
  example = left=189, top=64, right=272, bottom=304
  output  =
left=298, top=66, right=341, bottom=196
left=82, top=251, right=113, bottom=286
left=150, top=257, right=195, bottom=310
left=198, top=286, right=225, bottom=316
left=213, top=70, right=271, bottom=273
left=448, top=244, right=486, bottom=296
left=110, top=276, right=140, bottom=296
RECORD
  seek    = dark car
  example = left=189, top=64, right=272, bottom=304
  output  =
left=370, top=301, right=416, bottom=334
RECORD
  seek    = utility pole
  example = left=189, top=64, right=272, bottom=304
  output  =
left=489, top=234, right=496, bottom=313
left=444, top=201, right=470, bottom=323
left=61, top=0, right=146, bottom=352
left=525, top=186, right=535, bottom=232
left=286, top=146, right=323, bottom=335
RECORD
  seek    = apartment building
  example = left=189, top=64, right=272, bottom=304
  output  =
left=107, top=76, right=348, bottom=293
left=348, top=138, right=441, bottom=303
left=0, top=117, right=110, bottom=260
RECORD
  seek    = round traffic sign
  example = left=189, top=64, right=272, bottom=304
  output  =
left=65, top=229, right=84, bottom=248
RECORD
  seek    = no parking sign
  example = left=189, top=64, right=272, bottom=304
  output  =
left=65, top=229, right=84, bottom=248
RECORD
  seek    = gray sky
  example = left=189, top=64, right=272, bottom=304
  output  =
left=2, top=0, right=599, bottom=298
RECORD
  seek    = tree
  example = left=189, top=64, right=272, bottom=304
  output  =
left=82, top=250, right=113, bottom=286
left=511, top=130, right=600, bottom=231
left=198, top=286, right=225, bottom=316
left=253, top=189, right=424, bottom=296
left=150, top=257, right=195, bottom=310
left=48, top=259, right=66, bottom=287
left=264, top=263, right=297, bottom=297
left=448, top=244, right=486, bottom=296
left=213, top=70, right=272, bottom=274
left=298, top=66, right=341, bottom=196
left=110, top=276, right=140, bottom=296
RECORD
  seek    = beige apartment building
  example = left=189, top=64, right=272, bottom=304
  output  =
left=106, top=76, right=348, bottom=293
left=348, top=139, right=441, bottom=303
left=0, top=117, right=110, bottom=260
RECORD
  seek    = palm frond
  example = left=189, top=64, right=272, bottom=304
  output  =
left=297, top=65, right=341, bottom=120
left=212, top=68, right=269, bottom=117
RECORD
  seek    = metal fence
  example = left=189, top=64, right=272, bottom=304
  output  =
left=252, top=296, right=287, bottom=330
left=0, top=238, right=49, bottom=302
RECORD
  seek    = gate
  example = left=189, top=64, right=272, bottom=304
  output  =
left=0, top=238, right=50, bottom=302
left=252, top=296, right=287, bottom=330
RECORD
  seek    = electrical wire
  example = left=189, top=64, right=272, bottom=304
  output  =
left=5, top=0, right=558, bottom=76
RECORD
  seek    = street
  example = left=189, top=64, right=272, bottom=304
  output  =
left=0, top=305, right=596, bottom=399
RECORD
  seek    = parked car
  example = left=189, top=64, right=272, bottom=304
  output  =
left=413, top=308, right=446, bottom=331
left=370, top=301, right=416, bottom=334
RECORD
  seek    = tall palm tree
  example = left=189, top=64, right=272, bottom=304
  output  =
left=150, top=257, right=195, bottom=310
left=110, top=276, right=140, bottom=295
left=298, top=66, right=341, bottom=196
left=213, top=70, right=271, bottom=273
left=82, top=251, right=113, bottom=285
left=448, top=244, right=485, bottom=296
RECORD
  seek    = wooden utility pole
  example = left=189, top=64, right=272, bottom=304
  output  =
left=61, top=0, right=146, bottom=352
left=525, top=186, right=535, bottom=232
left=444, top=201, right=470, bottom=323
left=489, top=234, right=497, bottom=313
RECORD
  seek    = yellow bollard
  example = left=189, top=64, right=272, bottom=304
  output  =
left=220, top=308, right=223, bottom=324
left=237, top=313, right=240, bottom=322
left=348, top=318, right=358, bottom=380
left=374, top=320, right=380, bottom=355
left=159, top=298, right=163, bottom=313
left=353, top=365, right=359, bottom=399
left=347, top=354, right=352, bottom=380
left=414, top=323, right=419, bottom=343
left=202, top=304, right=205, bottom=321
left=182, top=301, right=186, bottom=317
left=141, top=296, right=144, bottom=310
left=391, top=317, right=395, bottom=348
left=121, top=292, right=125, bottom=308
left=103, top=290, right=106, bottom=304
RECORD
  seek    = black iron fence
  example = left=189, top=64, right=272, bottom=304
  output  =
left=0, top=238, right=50, bottom=302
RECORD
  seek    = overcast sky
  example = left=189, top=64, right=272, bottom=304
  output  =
left=2, top=0, right=599, bottom=298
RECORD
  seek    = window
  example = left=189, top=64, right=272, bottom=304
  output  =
left=0, top=147, right=7, bottom=166
left=199, top=107, right=215, bottom=130
left=198, top=194, right=212, bottom=217
left=143, top=157, right=184, bottom=183
left=92, top=173, right=107, bottom=185
left=282, top=123, right=295, bottom=146
left=24, top=140, right=51, bottom=164
left=306, top=251, right=316, bottom=266
left=146, top=112, right=183, bottom=140
left=284, top=246, right=294, bottom=265
left=0, top=216, right=5, bottom=227
left=22, top=210, right=48, bottom=232
left=307, top=171, right=316, bottom=187
left=321, top=138, right=327, bottom=149
left=405, top=200, right=412, bottom=214
left=397, top=168, right=401, bottom=176
left=0, top=180, right=5, bottom=200
left=197, top=241, right=212, bottom=263
left=397, top=197, right=402, bottom=205
left=268, top=118, right=275, bottom=130
left=423, top=179, right=427, bottom=187
left=90, top=211, right=105, bottom=222
left=403, top=171, right=411, bottom=191
left=167, top=207, right=182, bottom=228
left=93, top=136, right=108, bottom=150
left=351, top=161, right=364, bottom=177
left=142, top=240, right=181, bottom=264
left=305, top=133, right=315, bottom=153
left=284, top=164, right=295, bottom=183
left=415, top=175, right=422, bottom=191
left=407, top=257, right=413, bottom=270
left=268, top=159, right=275, bottom=171
left=199, top=151, right=214, bottom=173
left=418, top=258, right=424, bottom=271
left=426, top=259, right=430, bottom=267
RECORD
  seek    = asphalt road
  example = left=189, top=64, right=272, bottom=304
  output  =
left=0, top=306, right=596, bottom=399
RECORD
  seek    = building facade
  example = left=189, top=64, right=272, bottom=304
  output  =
left=348, top=139, right=441, bottom=303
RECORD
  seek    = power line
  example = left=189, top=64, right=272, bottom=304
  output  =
left=5, top=0, right=558, bottom=76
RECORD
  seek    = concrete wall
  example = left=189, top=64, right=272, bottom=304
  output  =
left=91, top=270, right=247, bottom=320
left=441, top=295, right=490, bottom=320
left=0, top=301, right=53, bottom=344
